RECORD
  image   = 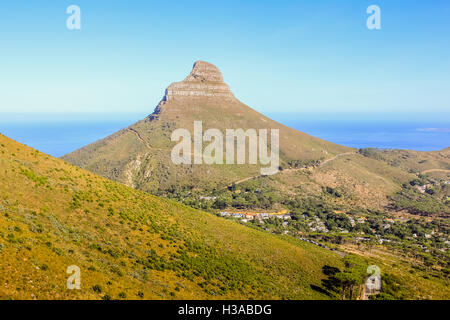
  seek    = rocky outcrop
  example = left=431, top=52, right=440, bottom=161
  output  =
left=163, top=61, right=235, bottom=101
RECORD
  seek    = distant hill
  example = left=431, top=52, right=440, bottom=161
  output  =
left=0, top=133, right=346, bottom=299
left=62, top=61, right=351, bottom=194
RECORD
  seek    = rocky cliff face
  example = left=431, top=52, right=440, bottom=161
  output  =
left=163, top=61, right=235, bottom=101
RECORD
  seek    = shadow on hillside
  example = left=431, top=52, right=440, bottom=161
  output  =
left=310, top=284, right=331, bottom=296
left=310, top=265, right=343, bottom=298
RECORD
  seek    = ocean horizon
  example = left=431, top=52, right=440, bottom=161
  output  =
left=0, top=112, right=448, bottom=158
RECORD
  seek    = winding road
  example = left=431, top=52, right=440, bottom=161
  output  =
left=421, top=169, right=450, bottom=174
left=225, top=151, right=357, bottom=189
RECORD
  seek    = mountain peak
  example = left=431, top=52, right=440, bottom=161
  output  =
left=163, top=60, right=234, bottom=101
left=185, top=61, right=224, bottom=82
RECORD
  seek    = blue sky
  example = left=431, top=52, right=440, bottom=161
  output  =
left=0, top=0, right=449, bottom=115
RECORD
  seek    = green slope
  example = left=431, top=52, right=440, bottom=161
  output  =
left=0, top=133, right=345, bottom=300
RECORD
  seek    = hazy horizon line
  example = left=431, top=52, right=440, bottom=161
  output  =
left=1, top=111, right=449, bottom=123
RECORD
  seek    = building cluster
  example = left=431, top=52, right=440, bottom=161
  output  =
left=219, top=211, right=292, bottom=223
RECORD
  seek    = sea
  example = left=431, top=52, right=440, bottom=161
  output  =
left=0, top=112, right=448, bottom=158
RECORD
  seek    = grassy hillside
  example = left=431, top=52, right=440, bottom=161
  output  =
left=62, top=103, right=351, bottom=194
left=0, top=133, right=349, bottom=300
left=358, top=148, right=450, bottom=175
left=1, top=134, right=449, bottom=300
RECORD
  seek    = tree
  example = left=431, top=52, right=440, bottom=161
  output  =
left=324, top=255, right=367, bottom=300
left=335, top=270, right=363, bottom=300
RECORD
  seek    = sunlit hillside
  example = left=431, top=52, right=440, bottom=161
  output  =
left=0, top=133, right=347, bottom=300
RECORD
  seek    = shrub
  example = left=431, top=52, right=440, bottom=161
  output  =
left=92, top=285, right=102, bottom=293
